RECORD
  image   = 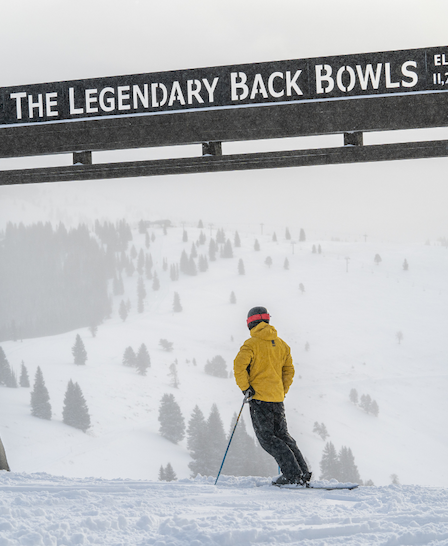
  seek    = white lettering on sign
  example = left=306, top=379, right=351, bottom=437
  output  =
left=202, top=78, right=219, bottom=102
left=133, top=84, right=149, bottom=109
left=99, top=87, right=115, bottom=112
left=187, top=80, right=204, bottom=104
left=434, top=54, right=448, bottom=66
left=117, top=86, right=131, bottom=110
left=316, top=61, right=418, bottom=94
left=10, top=91, right=59, bottom=119
left=231, top=70, right=302, bottom=101
left=69, top=88, right=84, bottom=115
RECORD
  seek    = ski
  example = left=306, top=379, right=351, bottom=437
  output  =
left=272, top=483, right=359, bottom=491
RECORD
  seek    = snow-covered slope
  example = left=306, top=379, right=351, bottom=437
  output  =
left=1, top=218, right=447, bottom=488
left=1, top=472, right=448, bottom=545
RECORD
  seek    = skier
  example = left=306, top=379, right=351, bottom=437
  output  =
left=233, top=306, right=311, bottom=485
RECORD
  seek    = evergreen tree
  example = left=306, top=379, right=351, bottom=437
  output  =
left=222, top=414, right=255, bottom=476
left=0, top=347, right=13, bottom=386
left=182, top=230, right=188, bottom=242
left=238, top=259, right=245, bottom=275
left=208, top=238, right=217, bottom=261
left=173, top=292, right=182, bottom=312
left=204, top=355, right=227, bottom=378
left=234, top=231, right=241, bottom=247
left=0, top=347, right=10, bottom=386
left=283, top=258, right=289, bottom=270
left=168, top=360, right=179, bottom=388
left=204, top=404, right=226, bottom=476
left=152, top=271, right=160, bottom=291
left=145, top=253, right=153, bottom=279
left=62, top=380, right=91, bottom=432
left=30, top=367, right=52, bottom=420
left=359, top=394, right=372, bottom=413
left=159, top=339, right=174, bottom=352
left=265, top=256, right=273, bottom=268
left=72, top=334, right=87, bottom=365
left=285, top=227, right=291, bottom=240
left=191, top=243, right=198, bottom=259
left=338, top=446, right=361, bottom=483
left=158, top=394, right=185, bottom=444
left=158, top=463, right=177, bottom=481
left=349, top=388, right=358, bottom=404
left=20, top=362, right=30, bottom=387
left=119, top=300, right=128, bottom=322
left=198, top=219, right=204, bottom=229
left=216, top=228, right=225, bottom=244
left=123, top=346, right=137, bottom=367
left=223, top=239, right=233, bottom=258
left=136, top=343, right=151, bottom=375
left=319, top=441, right=339, bottom=480
left=370, top=400, right=379, bottom=417
left=403, top=259, right=409, bottom=271
left=187, top=405, right=208, bottom=477
left=313, top=422, right=329, bottom=440
left=374, top=253, right=382, bottom=265
left=299, top=228, right=306, bottom=242
left=180, top=250, right=190, bottom=274
left=272, top=232, right=277, bottom=242
left=254, top=239, right=260, bottom=251
left=230, top=291, right=236, bottom=304
left=137, top=276, right=147, bottom=313
left=188, top=256, right=197, bottom=276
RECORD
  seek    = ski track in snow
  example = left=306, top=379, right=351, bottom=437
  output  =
left=1, top=473, right=448, bottom=546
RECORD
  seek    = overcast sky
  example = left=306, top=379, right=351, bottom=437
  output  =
left=1, top=0, right=448, bottom=241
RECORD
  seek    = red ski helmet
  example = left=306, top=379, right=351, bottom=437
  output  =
left=247, top=306, right=270, bottom=330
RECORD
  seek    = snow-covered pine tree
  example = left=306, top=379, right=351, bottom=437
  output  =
left=222, top=414, right=255, bottom=477
left=359, top=394, right=372, bottom=413
left=158, top=394, right=185, bottom=444
left=223, top=239, right=233, bottom=258
left=230, top=291, right=236, bottom=304
left=136, top=344, right=151, bottom=376
left=283, top=258, right=289, bottom=270
left=254, top=239, right=260, bottom=251
left=168, top=361, right=179, bottom=388
left=204, top=355, right=227, bottom=378
left=20, top=362, right=30, bottom=387
left=62, top=380, right=91, bottom=432
left=158, top=465, right=166, bottom=481
left=238, top=259, right=245, bottom=275
left=30, top=367, right=52, bottom=420
left=164, top=463, right=177, bottom=481
left=204, top=404, right=226, bottom=477
left=319, top=441, right=339, bottom=480
left=349, top=388, right=359, bottom=404
left=152, top=271, right=160, bottom=291
left=299, top=228, right=306, bottom=242
left=173, top=292, right=182, bottom=312
left=123, top=346, right=137, bottom=367
left=72, top=334, right=87, bottom=365
left=0, top=347, right=9, bottom=386
left=338, top=446, right=361, bottom=483
left=187, top=405, right=208, bottom=477
left=234, top=231, right=241, bottom=247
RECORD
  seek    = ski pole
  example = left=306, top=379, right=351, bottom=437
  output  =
left=214, top=392, right=249, bottom=485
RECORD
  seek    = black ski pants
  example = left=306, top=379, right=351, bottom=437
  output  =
left=249, top=399, right=308, bottom=480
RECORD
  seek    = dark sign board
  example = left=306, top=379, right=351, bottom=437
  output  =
left=0, top=46, right=447, bottom=159
left=1, top=46, right=448, bottom=126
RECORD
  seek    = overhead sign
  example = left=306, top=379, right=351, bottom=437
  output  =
left=1, top=45, right=447, bottom=127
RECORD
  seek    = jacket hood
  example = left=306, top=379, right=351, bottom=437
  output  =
left=250, top=321, right=278, bottom=341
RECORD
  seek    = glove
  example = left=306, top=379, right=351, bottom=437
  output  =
left=243, top=386, right=255, bottom=401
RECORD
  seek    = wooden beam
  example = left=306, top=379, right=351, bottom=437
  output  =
left=1, top=139, right=448, bottom=185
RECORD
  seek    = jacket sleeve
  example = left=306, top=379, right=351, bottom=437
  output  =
left=233, top=342, right=253, bottom=392
left=282, top=344, right=295, bottom=395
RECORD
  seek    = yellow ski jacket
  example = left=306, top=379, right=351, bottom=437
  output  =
left=233, top=322, right=294, bottom=402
